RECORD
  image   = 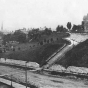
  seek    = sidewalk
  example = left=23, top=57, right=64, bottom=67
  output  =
left=0, top=78, right=30, bottom=88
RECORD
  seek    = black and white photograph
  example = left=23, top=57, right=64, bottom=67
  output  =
left=0, top=0, right=88, bottom=88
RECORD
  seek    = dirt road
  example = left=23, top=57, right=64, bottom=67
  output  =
left=0, top=65, right=88, bottom=88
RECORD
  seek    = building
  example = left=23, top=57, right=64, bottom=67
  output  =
left=83, top=14, right=88, bottom=32
left=19, top=28, right=28, bottom=34
left=84, top=21, right=88, bottom=32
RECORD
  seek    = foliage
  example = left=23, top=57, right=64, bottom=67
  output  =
left=28, top=28, right=41, bottom=41
left=47, top=40, right=49, bottom=43
left=3, top=34, right=13, bottom=44
left=51, top=38, right=53, bottom=42
left=67, top=22, right=72, bottom=31
left=13, top=30, right=27, bottom=43
left=71, top=24, right=84, bottom=33
left=40, top=41, right=43, bottom=45
left=43, top=27, right=52, bottom=35
left=2, top=26, right=70, bottom=45
left=44, top=39, right=46, bottom=43
left=3, top=30, right=27, bottom=44
left=56, top=25, right=67, bottom=32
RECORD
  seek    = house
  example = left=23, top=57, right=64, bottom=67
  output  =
left=84, top=21, right=88, bottom=32
left=83, top=14, right=88, bottom=32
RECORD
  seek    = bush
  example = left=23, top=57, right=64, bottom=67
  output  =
left=40, top=41, right=43, bottom=45
left=56, top=39, right=88, bottom=68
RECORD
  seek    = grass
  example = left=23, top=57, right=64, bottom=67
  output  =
left=0, top=33, right=70, bottom=66
left=5, top=43, right=63, bottom=66
left=56, top=39, right=88, bottom=68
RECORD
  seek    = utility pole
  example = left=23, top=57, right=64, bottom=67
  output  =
left=25, top=62, right=27, bottom=88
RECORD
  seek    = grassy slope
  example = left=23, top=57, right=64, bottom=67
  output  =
left=4, top=43, right=63, bottom=66
left=32, top=32, right=70, bottom=42
left=56, top=39, right=88, bottom=68
left=0, top=33, right=70, bottom=66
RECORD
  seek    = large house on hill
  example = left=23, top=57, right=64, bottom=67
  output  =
left=84, top=21, right=88, bottom=32
left=83, top=14, right=88, bottom=32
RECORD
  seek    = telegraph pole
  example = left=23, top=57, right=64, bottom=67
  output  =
left=25, top=62, right=27, bottom=88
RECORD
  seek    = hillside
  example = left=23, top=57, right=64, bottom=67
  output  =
left=2, top=41, right=64, bottom=66
left=0, top=33, right=70, bottom=66
left=56, top=39, right=88, bottom=68
left=29, top=32, right=70, bottom=44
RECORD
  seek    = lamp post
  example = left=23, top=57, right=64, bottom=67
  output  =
left=25, top=61, right=27, bottom=88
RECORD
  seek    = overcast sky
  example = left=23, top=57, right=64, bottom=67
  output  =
left=0, top=0, right=88, bottom=31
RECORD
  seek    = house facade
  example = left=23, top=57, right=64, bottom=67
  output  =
left=83, top=14, right=88, bottom=32
left=84, top=21, right=88, bottom=32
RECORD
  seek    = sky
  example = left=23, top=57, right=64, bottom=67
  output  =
left=0, top=0, right=88, bottom=31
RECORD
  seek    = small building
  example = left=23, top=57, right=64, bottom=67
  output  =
left=83, top=14, right=88, bottom=32
left=84, top=21, right=88, bottom=32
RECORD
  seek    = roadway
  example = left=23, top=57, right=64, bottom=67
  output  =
left=0, top=33, right=88, bottom=88
left=43, top=38, right=74, bottom=69
left=0, top=65, right=88, bottom=88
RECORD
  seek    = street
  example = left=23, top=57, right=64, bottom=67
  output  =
left=0, top=65, right=88, bottom=88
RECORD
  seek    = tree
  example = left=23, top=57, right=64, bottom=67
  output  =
left=71, top=24, right=77, bottom=32
left=44, top=39, right=46, bottom=43
left=56, top=25, right=67, bottom=32
left=14, top=30, right=27, bottom=43
left=40, top=41, right=43, bottom=45
left=3, top=34, right=12, bottom=44
left=0, top=49, right=2, bottom=53
left=47, top=40, right=49, bottom=43
left=28, top=28, right=41, bottom=41
left=51, top=38, right=53, bottom=42
left=43, top=27, right=52, bottom=35
left=71, top=24, right=84, bottom=33
left=67, top=22, right=72, bottom=31
left=56, top=25, right=61, bottom=32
